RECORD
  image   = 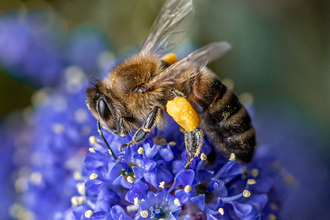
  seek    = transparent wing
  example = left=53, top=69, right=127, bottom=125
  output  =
left=139, top=0, right=194, bottom=56
left=144, top=42, right=231, bottom=90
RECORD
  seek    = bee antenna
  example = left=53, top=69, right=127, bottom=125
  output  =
left=97, top=120, right=117, bottom=160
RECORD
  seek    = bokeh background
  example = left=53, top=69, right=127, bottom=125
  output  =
left=0, top=0, right=330, bottom=219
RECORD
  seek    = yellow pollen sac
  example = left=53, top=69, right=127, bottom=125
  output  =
left=162, top=53, right=177, bottom=65
left=184, top=185, right=192, bottom=193
left=85, top=210, right=93, bottom=218
left=243, top=190, right=251, bottom=198
left=140, top=210, right=148, bottom=218
left=166, top=97, right=200, bottom=131
left=218, top=207, right=224, bottom=215
left=90, top=173, right=98, bottom=179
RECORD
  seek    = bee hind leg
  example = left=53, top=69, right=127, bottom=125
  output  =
left=120, top=106, right=161, bottom=151
left=184, top=128, right=204, bottom=169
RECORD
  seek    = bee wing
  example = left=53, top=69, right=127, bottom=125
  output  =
left=139, top=0, right=194, bottom=56
left=144, top=42, right=231, bottom=90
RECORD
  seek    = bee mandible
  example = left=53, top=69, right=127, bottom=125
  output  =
left=86, top=0, right=256, bottom=168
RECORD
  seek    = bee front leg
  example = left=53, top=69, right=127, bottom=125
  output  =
left=120, top=106, right=161, bottom=151
left=184, top=128, right=204, bottom=169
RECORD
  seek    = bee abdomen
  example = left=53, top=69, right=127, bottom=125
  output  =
left=189, top=75, right=256, bottom=163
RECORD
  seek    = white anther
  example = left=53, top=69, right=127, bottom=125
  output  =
left=200, top=153, right=207, bottom=161
left=229, top=153, right=236, bottom=161
left=140, top=210, right=148, bottom=218
left=89, top=136, right=96, bottom=144
left=247, top=179, right=256, bottom=185
left=184, top=185, right=192, bottom=193
left=159, top=181, right=165, bottom=188
left=243, top=190, right=251, bottom=198
left=30, top=172, right=42, bottom=184
left=85, top=210, right=93, bottom=218
left=89, top=173, right=98, bottom=179
left=71, top=196, right=79, bottom=207
left=252, top=168, right=259, bottom=177
left=73, top=171, right=82, bottom=180
left=218, top=207, right=224, bottom=215
left=77, top=196, right=86, bottom=204
left=134, top=197, right=141, bottom=205
left=138, top=147, right=144, bottom=154
left=127, top=176, right=134, bottom=183
left=88, top=148, right=95, bottom=153
left=174, top=198, right=181, bottom=206
left=76, top=182, right=86, bottom=195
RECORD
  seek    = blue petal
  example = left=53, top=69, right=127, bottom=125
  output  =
left=159, top=144, right=174, bottom=162
left=132, top=166, right=144, bottom=180
left=191, top=195, right=206, bottom=211
left=144, top=170, right=158, bottom=188
left=144, top=143, right=161, bottom=159
left=110, top=205, right=133, bottom=220
left=169, top=170, right=195, bottom=192
left=175, top=189, right=190, bottom=204
left=113, top=175, right=133, bottom=189
left=144, top=159, right=157, bottom=171
left=107, top=163, right=122, bottom=182
left=229, top=201, right=253, bottom=217
left=172, top=160, right=186, bottom=174
left=125, top=180, right=148, bottom=203
left=85, top=179, right=104, bottom=194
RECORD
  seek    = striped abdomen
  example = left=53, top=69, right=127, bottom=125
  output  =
left=179, top=70, right=256, bottom=163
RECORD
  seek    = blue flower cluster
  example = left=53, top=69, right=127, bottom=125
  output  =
left=61, top=114, right=286, bottom=220
left=0, top=12, right=110, bottom=87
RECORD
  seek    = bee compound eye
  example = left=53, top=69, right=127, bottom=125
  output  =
left=97, top=99, right=112, bottom=122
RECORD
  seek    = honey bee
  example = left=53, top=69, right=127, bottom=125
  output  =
left=86, top=0, right=255, bottom=167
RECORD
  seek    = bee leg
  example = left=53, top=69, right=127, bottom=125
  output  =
left=170, top=89, right=185, bottom=98
left=184, top=128, right=204, bottom=169
left=120, top=106, right=161, bottom=151
left=97, top=121, right=117, bottom=160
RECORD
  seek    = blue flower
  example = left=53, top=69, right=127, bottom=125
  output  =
left=136, top=190, right=182, bottom=220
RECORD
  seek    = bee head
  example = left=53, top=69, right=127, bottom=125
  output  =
left=86, top=80, right=139, bottom=136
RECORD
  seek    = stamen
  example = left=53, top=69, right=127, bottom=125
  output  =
left=252, top=168, right=259, bottom=177
left=85, top=210, right=93, bottom=218
left=174, top=198, right=181, bottom=206
left=76, top=182, right=86, bottom=195
left=30, top=172, right=42, bottom=184
left=169, top=141, right=176, bottom=145
left=269, top=214, right=276, bottom=220
left=88, top=148, right=95, bottom=153
left=270, top=203, right=278, bottom=210
left=184, top=185, right=192, bottom=193
left=140, top=210, right=148, bottom=218
left=73, top=171, right=82, bottom=180
left=247, top=179, right=256, bottom=185
left=159, top=181, right=165, bottom=188
left=138, top=147, right=144, bottom=154
left=127, top=205, right=139, bottom=212
left=134, top=197, right=141, bottom=205
left=243, top=190, right=251, bottom=198
left=89, top=173, right=98, bottom=179
left=71, top=196, right=79, bottom=207
left=229, top=153, right=236, bottom=161
left=218, top=207, right=224, bottom=215
left=127, top=176, right=134, bottom=183
left=200, top=153, right=207, bottom=160
left=77, top=196, right=86, bottom=204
